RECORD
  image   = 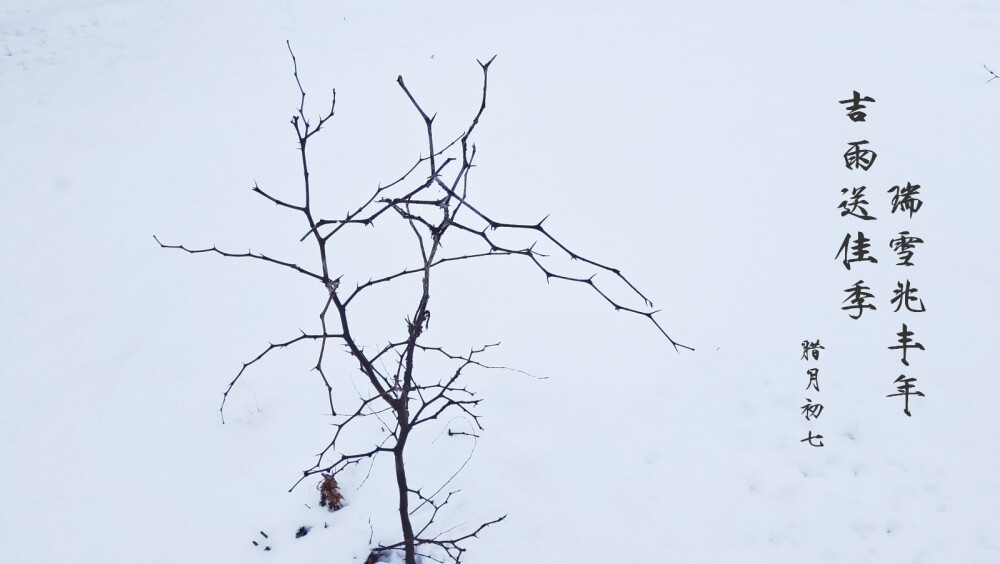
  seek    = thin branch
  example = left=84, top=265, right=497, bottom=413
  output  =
left=252, top=181, right=305, bottom=212
left=154, top=235, right=324, bottom=281
left=219, top=331, right=342, bottom=423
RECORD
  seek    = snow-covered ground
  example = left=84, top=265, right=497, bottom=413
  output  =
left=2, top=1, right=999, bottom=562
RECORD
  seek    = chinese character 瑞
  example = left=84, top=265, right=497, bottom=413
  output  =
left=889, top=182, right=923, bottom=217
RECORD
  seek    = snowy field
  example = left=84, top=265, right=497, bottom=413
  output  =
left=2, top=1, right=999, bottom=562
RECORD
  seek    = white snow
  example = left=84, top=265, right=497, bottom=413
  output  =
left=2, top=1, right=999, bottom=562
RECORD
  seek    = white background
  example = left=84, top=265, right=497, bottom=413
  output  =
left=2, top=1, right=999, bottom=562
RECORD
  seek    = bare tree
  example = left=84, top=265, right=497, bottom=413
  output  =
left=157, top=42, right=689, bottom=564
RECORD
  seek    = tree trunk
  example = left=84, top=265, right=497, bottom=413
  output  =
left=394, top=425, right=416, bottom=564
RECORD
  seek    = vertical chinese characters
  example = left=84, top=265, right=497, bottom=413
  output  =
left=799, top=340, right=825, bottom=447
left=833, top=91, right=928, bottom=418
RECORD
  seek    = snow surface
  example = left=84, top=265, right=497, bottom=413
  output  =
left=2, top=1, right=999, bottom=562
